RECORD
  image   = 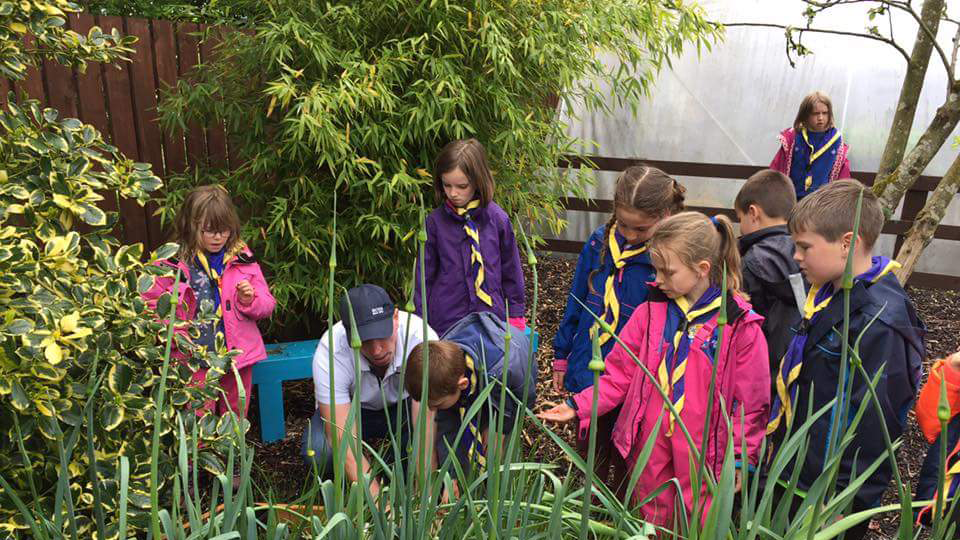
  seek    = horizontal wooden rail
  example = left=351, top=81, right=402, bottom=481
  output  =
left=560, top=197, right=960, bottom=242
left=544, top=155, right=959, bottom=290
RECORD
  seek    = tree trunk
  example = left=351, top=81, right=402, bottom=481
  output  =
left=875, top=84, right=960, bottom=214
left=874, top=0, right=944, bottom=180
left=894, top=151, right=960, bottom=283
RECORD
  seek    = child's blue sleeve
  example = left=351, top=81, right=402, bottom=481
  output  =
left=553, top=239, right=596, bottom=361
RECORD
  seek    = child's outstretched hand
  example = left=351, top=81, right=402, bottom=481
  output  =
left=537, top=402, right=576, bottom=424
left=236, top=280, right=255, bottom=306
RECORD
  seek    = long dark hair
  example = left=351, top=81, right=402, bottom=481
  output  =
left=587, top=165, right=685, bottom=294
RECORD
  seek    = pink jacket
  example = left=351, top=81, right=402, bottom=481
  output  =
left=142, top=248, right=276, bottom=369
left=770, top=127, right=851, bottom=182
left=573, top=289, right=770, bottom=475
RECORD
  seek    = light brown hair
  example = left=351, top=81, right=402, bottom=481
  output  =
left=173, top=185, right=243, bottom=261
left=650, top=212, right=744, bottom=296
left=588, top=165, right=686, bottom=293
left=405, top=341, right=466, bottom=402
left=788, top=179, right=883, bottom=249
left=433, top=138, right=495, bottom=206
left=793, top=91, right=835, bottom=131
left=734, top=169, right=796, bottom=219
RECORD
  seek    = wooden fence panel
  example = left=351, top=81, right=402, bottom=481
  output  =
left=42, top=16, right=79, bottom=119
left=152, top=18, right=187, bottom=174
left=0, top=77, right=12, bottom=108
left=198, top=24, right=227, bottom=168
left=125, top=17, right=167, bottom=245
left=177, top=22, right=207, bottom=168
left=16, top=36, right=46, bottom=106
left=69, top=13, right=120, bottom=222
left=99, top=15, right=152, bottom=248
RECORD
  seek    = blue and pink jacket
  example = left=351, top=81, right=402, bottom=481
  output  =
left=573, top=287, right=770, bottom=485
left=141, top=247, right=276, bottom=370
left=770, top=127, right=851, bottom=199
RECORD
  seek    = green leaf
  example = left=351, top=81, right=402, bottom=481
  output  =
left=3, top=319, right=35, bottom=335
left=152, top=242, right=179, bottom=261
left=9, top=380, right=29, bottom=411
left=31, top=363, right=63, bottom=381
left=100, top=403, right=124, bottom=431
left=79, top=202, right=107, bottom=226
left=108, top=364, right=133, bottom=394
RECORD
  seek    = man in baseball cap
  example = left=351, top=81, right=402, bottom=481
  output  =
left=304, top=284, right=438, bottom=497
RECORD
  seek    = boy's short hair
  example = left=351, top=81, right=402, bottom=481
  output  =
left=734, top=169, right=796, bottom=219
left=405, top=341, right=466, bottom=402
left=788, top=179, right=884, bottom=248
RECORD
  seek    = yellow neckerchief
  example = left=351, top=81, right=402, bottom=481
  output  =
left=456, top=200, right=493, bottom=307
left=460, top=353, right=485, bottom=468
left=194, top=241, right=247, bottom=318
left=594, top=226, right=647, bottom=346
left=800, top=127, right=842, bottom=190
left=656, top=292, right=723, bottom=435
left=768, top=259, right=901, bottom=434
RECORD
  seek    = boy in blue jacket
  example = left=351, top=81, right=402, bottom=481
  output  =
left=767, top=180, right=925, bottom=540
left=405, top=312, right=536, bottom=487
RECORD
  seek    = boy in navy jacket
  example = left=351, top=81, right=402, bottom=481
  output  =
left=405, top=312, right=536, bottom=487
left=735, top=169, right=803, bottom=378
left=767, top=180, right=924, bottom=540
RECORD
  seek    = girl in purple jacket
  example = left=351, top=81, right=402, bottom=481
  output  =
left=414, top=139, right=526, bottom=335
left=540, top=212, right=769, bottom=529
left=143, top=185, right=276, bottom=420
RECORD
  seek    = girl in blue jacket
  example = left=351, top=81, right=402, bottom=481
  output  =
left=552, top=165, right=685, bottom=491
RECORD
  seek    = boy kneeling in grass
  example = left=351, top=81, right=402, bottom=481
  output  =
left=405, top=312, right=536, bottom=496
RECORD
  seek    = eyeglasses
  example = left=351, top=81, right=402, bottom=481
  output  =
left=201, top=228, right=231, bottom=238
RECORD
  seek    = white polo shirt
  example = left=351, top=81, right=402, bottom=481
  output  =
left=312, top=311, right=438, bottom=410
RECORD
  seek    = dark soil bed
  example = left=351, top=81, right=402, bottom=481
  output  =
left=245, top=255, right=960, bottom=537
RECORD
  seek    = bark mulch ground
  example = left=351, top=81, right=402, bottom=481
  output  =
left=244, top=255, right=960, bottom=537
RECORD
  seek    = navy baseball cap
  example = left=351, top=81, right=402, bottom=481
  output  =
left=340, top=284, right=395, bottom=341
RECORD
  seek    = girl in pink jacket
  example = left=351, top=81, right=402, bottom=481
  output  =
left=540, top=212, right=770, bottom=529
left=143, top=185, right=276, bottom=419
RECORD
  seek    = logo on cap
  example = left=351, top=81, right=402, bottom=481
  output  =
left=371, top=307, right=384, bottom=316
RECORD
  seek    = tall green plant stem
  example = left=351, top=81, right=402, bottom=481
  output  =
left=692, top=266, right=728, bottom=531
left=149, top=267, right=183, bottom=540
left=326, top=192, right=343, bottom=516
left=414, top=201, right=433, bottom=538
left=581, top=332, right=604, bottom=540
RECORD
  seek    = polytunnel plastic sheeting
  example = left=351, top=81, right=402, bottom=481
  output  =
left=554, top=0, right=960, bottom=277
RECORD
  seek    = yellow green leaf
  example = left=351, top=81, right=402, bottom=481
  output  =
left=10, top=22, right=27, bottom=34
left=60, top=311, right=80, bottom=333
left=44, top=340, right=63, bottom=364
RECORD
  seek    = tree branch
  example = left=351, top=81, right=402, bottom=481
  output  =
left=951, top=23, right=960, bottom=83
left=802, top=0, right=953, bottom=79
left=721, top=22, right=911, bottom=63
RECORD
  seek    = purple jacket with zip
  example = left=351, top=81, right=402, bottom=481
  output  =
left=414, top=201, right=526, bottom=335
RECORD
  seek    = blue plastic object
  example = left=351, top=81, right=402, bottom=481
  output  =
left=252, top=339, right=318, bottom=443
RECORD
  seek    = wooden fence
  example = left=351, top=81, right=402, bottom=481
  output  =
left=0, top=13, right=230, bottom=249
left=3, top=15, right=958, bottom=289
left=547, top=156, right=958, bottom=290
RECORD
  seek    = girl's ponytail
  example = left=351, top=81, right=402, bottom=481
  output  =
left=650, top=212, right=746, bottom=299
left=710, top=214, right=744, bottom=297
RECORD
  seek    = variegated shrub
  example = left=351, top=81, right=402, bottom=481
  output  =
left=0, top=1, right=234, bottom=535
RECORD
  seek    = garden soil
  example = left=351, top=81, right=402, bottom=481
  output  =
left=247, top=255, right=960, bottom=538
